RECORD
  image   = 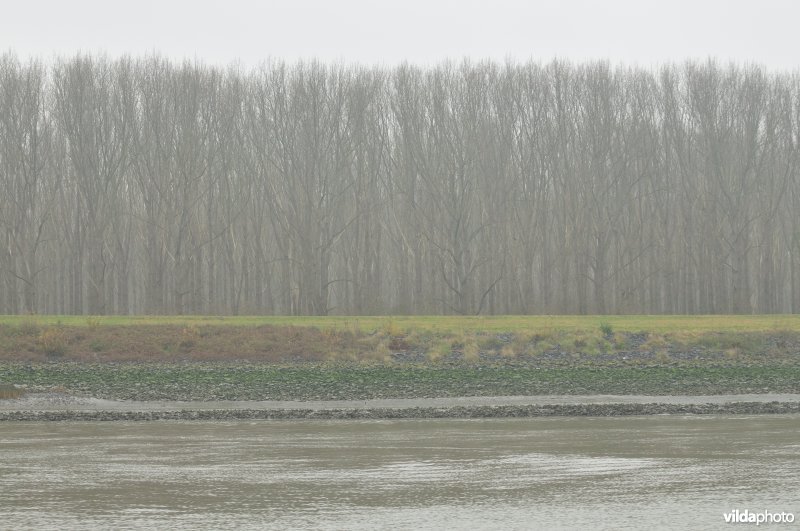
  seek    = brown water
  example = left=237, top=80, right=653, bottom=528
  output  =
left=1, top=416, right=798, bottom=530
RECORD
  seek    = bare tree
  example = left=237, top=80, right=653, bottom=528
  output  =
left=2, top=55, right=800, bottom=315
left=0, top=55, right=56, bottom=313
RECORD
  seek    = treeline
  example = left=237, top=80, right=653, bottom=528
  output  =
left=1, top=54, right=799, bottom=315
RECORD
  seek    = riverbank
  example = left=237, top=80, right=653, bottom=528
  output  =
left=4, top=363, right=800, bottom=420
left=2, top=392, right=800, bottom=421
left=2, top=315, right=799, bottom=420
left=3, top=363, right=800, bottom=401
left=2, top=315, right=799, bottom=365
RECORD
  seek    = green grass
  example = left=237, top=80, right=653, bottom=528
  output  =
left=2, top=363, right=798, bottom=401
left=1, top=314, right=799, bottom=334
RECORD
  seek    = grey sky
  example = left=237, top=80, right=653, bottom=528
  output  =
left=2, top=0, right=799, bottom=69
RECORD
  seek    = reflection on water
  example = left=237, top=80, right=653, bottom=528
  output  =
left=1, top=416, right=798, bottom=530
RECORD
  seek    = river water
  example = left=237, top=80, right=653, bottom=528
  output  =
left=1, top=416, right=798, bottom=530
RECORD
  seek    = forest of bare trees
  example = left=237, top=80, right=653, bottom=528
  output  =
left=1, top=54, right=799, bottom=315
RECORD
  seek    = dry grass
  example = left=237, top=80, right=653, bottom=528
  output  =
left=426, top=340, right=452, bottom=363
left=641, top=333, right=669, bottom=351
left=500, top=344, right=516, bottom=358
left=0, top=383, right=24, bottom=399
left=724, top=347, right=743, bottom=360
left=0, top=314, right=797, bottom=363
left=380, top=318, right=404, bottom=338
left=463, top=339, right=480, bottom=362
left=37, top=327, right=68, bottom=357
left=0, top=323, right=375, bottom=363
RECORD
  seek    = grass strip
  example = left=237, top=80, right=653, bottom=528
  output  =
left=1, top=314, right=800, bottom=333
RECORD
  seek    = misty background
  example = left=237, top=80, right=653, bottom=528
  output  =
left=2, top=1, right=800, bottom=315
left=1, top=55, right=799, bottom=315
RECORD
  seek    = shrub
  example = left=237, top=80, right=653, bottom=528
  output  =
left=38, top=327, right=67, bottom=357
left=179, top=325, right=200, bottom=351
left=599, top=322, right=613, bottom=338
left=641, top=333, right=669, bottom=352
left=427, top=341, right=451, bottom=362
left=463, top=340, right=480, bottom=362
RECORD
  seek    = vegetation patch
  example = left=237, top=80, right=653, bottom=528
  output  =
left=0, top=316, right=798, bottom=365
left=0, top=383, right=25, bottom=399
left=1, top=316, right=799, bottom=402
left=37, top=327, right=68, bottom=358
left=1, top=364, right=799, bottom=402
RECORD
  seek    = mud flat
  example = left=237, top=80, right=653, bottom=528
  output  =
left=2, top=392, right=799, bottom=421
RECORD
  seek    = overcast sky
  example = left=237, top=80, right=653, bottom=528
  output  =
left=2, top=0, right=799, bottom=70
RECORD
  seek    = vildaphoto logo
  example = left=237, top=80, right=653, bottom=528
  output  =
left=723, top=509, right=795, bottom=525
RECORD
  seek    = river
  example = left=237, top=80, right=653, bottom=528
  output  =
left=1, top=415, right=798, bottom=529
